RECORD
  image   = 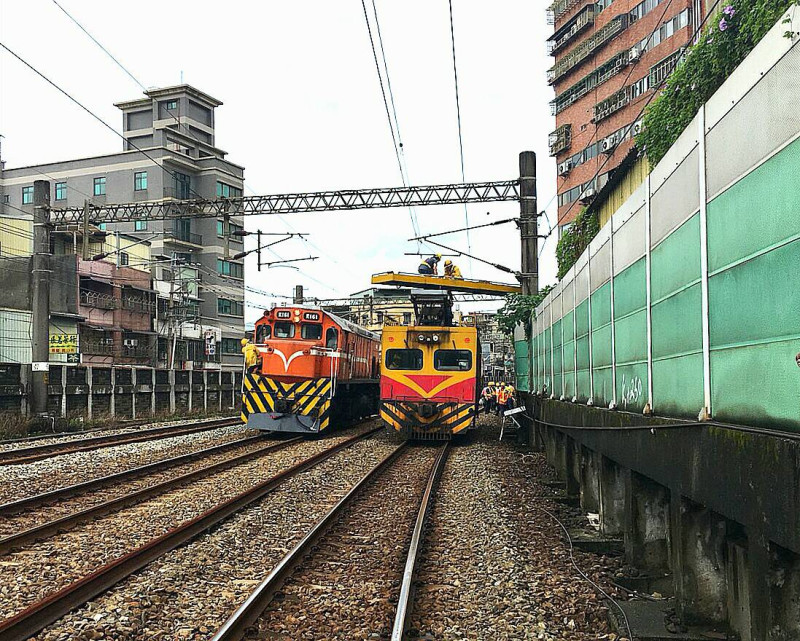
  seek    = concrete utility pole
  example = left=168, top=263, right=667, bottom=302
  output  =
left=294, top=285, right=304, bottom=305
left=518, top=151, right=538, bottom=295
left=31, top=180, right=51, bottom=417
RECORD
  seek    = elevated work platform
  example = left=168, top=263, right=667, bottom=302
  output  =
left=371, top=272, right=520, bottom=296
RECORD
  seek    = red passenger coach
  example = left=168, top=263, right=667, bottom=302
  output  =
left=241, top=306, right=380, bottom=433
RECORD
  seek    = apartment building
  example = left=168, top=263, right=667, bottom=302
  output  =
left=548, top=0, right=707, bottom=230
left=0, top=85, right=246, bottom=374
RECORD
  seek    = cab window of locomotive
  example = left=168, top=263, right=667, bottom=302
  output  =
left=256, top=324, right=271, bottom=344
left=274, top=321, right=295, bottom=339
left=385, top=349, right=423, bottom=370
left=301, top=323, right=322, bottom=340
left=434, top=349, right=472, bottom=371
left=326, top=328, right=339, bottom=349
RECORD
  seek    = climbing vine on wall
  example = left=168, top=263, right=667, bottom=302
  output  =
left=555, top=207, right=599, bottom=280
left=637, top=0, right=798, bottom=166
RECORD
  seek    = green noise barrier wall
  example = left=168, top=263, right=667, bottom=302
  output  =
left=516, top=11, right=800, bottom=430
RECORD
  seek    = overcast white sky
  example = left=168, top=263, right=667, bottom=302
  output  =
left=0, top=0, right=557, bottom=324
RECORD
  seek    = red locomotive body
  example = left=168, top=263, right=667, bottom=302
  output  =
left=241, top=306, right=380, bottom=433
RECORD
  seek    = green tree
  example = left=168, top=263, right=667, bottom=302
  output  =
left=496, top=286, right=554, bottom=337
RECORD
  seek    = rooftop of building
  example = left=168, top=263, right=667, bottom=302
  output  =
left=114, top=84, right=223, bottom=110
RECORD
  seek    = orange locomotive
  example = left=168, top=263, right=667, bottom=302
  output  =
left=242, top=306, right=380, bottom=433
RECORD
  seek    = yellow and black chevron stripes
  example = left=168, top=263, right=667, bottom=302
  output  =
left=241, top=373, right=333, bottom=429
left=380, top=401, right=476, bottom=437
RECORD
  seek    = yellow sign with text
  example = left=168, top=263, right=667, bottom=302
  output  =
left=49, top=334, right=79, bottom=354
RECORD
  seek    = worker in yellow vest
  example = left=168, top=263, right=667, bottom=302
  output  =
left=496, top=384, right=510, bottom=416
left=241, top=337, right=259, bottom=372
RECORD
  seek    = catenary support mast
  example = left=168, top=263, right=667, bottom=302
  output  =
left=31, top=180, right=52, bottom=417
left=518, top=151, right=538, bottom=295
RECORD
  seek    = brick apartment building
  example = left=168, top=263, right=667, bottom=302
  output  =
left=548, top=0, right=709, bottom=230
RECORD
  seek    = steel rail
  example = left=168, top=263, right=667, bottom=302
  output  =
left=0, top=433, right=266, bottom=517
left=210, top=441, right=410, bottom=641
left=0, top=417, right=240, bottom=465
left=212, top=442, right=450, bottom=641
left=0, top=436, right=302, bottom=554
left=0, top=425, right=381, bottom=641
left=391, top=442, right=450, bottom=641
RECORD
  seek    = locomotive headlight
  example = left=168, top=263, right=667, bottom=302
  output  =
left=432, top=334, right=440, bottom=342
left=418, top=334, right=425, bottom=342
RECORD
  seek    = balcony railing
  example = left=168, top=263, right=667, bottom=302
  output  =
left=594, top=88, right=629, bottom=122
left=548, top=14, right=628, bottom=84
left=547, top=0, right=587, bottom=24
left=121, top=297, right=156, bottom=314
left=548, top=7, right=595, bottom=55
left=551, top=52, right=627, bottom=115
left=82, top=341, right=115, bottom=356
left=80, top=290, right=116, bottom=310
left=164, top=226, right=202, bottom=246
left=549, top=124, right=572, bottom=157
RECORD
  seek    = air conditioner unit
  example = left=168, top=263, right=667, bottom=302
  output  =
left=581, top=187, right=597, bottom=201
left=632, top=119, right=644, bottom=135
left=123, top=338, right=139, bottom=347
left=628, top=47, right=640, bottom=63
left=558, top=160, right=573, bottom=176
left=601, top=136, right=617, bottom=153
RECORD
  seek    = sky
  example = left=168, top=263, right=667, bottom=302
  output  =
left=0, top=0, right=558, bottom=324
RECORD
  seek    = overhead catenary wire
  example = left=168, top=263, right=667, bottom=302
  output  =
left=359, top=0, right=420, bottom=238
left=0, top=41, right=209, bottom=204
left=446, top=0, right=473, bottom=271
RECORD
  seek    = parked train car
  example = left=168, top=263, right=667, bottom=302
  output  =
left=241, top=306, right=380, bottom=433
left=380, top=293, right=480, bottom=439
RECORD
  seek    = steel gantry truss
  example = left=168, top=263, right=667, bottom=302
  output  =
left=48, top=179, right=522, bottom=224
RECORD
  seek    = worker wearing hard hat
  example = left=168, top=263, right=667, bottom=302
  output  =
left=481, top=382, right=494, bottom=415
left=241, top=337, right=259, bottom=372
left=444, top=259, right=463, bottom=279
left=418, top=254, right=442, bottom=275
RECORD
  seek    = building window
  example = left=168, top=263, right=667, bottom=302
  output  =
left=403, top=312, right=412, bottom=325
left=119, top=252, right=129, bottom=266
left=221, top=338, right=240, bottom=354
left=165, top=100, right=178, bottom=110
left=216, top=220, right=224, bottom=237
left=376, top=311, right=384, bottom=324
left=216, top=259, right=244, bottom=279
left=217, top=298, right=244, bottom=316
left=98, top=223, right=107, bottom=231
left=22, top=186, right=33, bottom=204
left=174, top=172, right=191, bottom=199
left=134, top=220, right=148, bottom=231
left=55, top=182, right=67, bottom=201
left=93, top=177, right=106, bottom=196
left=216, top=181, right=243, bottom=198
left=134, top=171, right=148, bottom=191
left=229, top=222, right=243, bottom=238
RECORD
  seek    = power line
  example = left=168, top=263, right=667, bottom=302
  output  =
left=447, top=0, right=472, bottom=270
left=369, top=0, right=422, bottom=239
left=51, top=0, right=146, bottom=91
left=0, top=41, right=208, bottom=204
left=359, top=0, right=420, bottom=238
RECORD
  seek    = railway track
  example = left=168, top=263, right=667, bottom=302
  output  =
left=0, top=425, right=381, bottom=641
left=0, top=416, right=240, bottom=465
left=0, top=433, right=299, bottom=551
left=212, top=441, right=449, bottom=640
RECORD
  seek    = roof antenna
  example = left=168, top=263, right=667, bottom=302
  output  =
left=180, top=70, right=184, bottom=84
